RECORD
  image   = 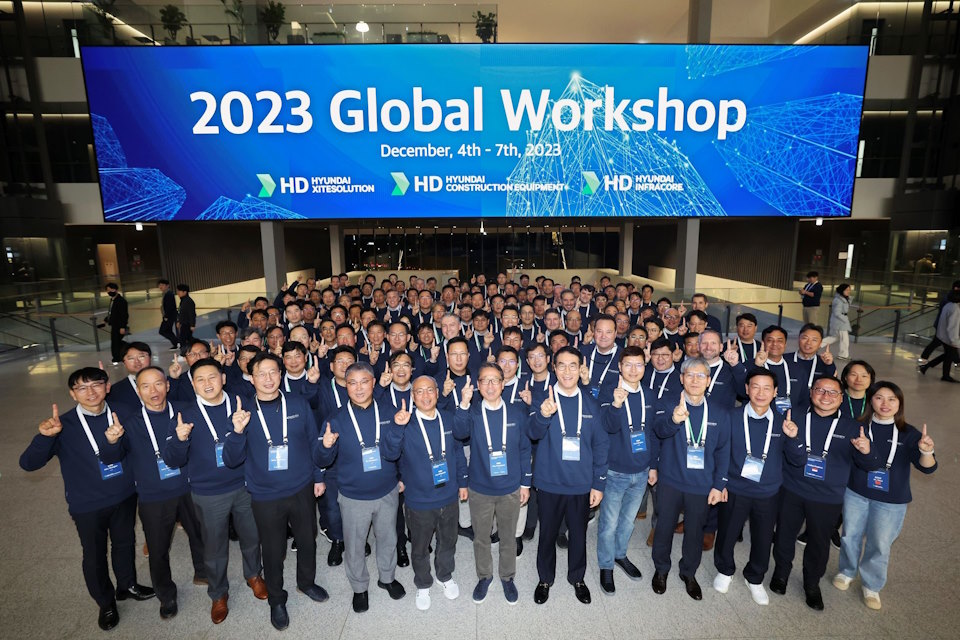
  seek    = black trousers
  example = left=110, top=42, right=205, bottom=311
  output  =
left=920, top=336, right=943, bottom=360
left=405, top=499, right=458, bottom=589
left=652, top=483, right=708, bottom=577
left=70, top=493, right=138, bottom=607
left=927, top=344, right=959, bottom=378
left=159, top=319, right=178, bottom=348
left=536, top=489, right=589, bottom=585
left=178, top=326, right=193, bottom=354
left=251, top=483, right=318, bottom=606
left=772, top=488, right=842, bottom=589
left=397, top=492, right=408, bottom=547
left=109, top=328, right=126, bottom=362
left=715, top=491, right=779, bottom=584
left=138, top=492, right=206, bottom=605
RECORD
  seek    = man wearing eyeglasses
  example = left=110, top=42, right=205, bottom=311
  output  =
left=107, top=342, right=154, bottom=410
left=641, top=337, right=683, bottom=404
left=770, top=376, right=877, bottom=611
left=20, top=367, right=154, bottom=631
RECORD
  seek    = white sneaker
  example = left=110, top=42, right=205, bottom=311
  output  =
left=439, top=579, right=460, bottom=600
left=832, top=573, right=853, bottom=591
left=713, top=573, right=732, bottom=593
left=416, top=588, right=431, bottom=611
left=862, top=587, right=881, bottom=610
left=746, top=579, right=769, bottom=605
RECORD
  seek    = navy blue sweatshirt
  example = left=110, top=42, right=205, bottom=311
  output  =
left=375, top=383, right=413, bottom=411
left=315, top=399, right=399, bottom=501
left=839, top=393, right=868, bottom=420
left=20, top=405, right=136, bottom=514
left=437, top=371, right=471, bottom=413
left=599, top=382, right=660, bottom=475
left=579, top=343, right=621, bottom=395
left=781, top=410, right=881, bottom=504
left=529, top=388, right=609, bottom=495
left=168, top=371, right=198, bottom=403
left=316, top=378, right=349, bottom=423
left=102, top=403, right=190, bottom=504
left=848, top=420, right=937, bottom=504
left=381, top=408, right=468, bottom=510
left=106, top=375, right=142, bottom=411
left=223, top=392, right=322, bottom=502
left=641, top=365, right=683, bottom=403
left=725, top=405, right=805, bottom=499
left=653, top=395, right=731, bottom=496
left=281, top=371, right=320, bottom=408
left=453, top=399, right=532, bottom=496
left=163, top=395, right=246, bottom=496
left=783, top=352, right=837, bottom=413
left=703, top=360, right=747, bottom=410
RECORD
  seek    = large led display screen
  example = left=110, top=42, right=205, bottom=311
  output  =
left=80, top=44, right=868, bottom=221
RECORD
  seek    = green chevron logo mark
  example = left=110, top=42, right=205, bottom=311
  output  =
left=257, top=174, right=276, bottom=198
left=582, top=171, right=601, bottom=195
left=391, top=172, right=410, bottom=196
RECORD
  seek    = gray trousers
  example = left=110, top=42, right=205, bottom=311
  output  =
left=191, top=488, right=262, bottom=600
left=469, top=488, right=521, bottom=580
left=339, top=486, right=399, bottom=592
left=803, top=306, right=819, bottom=326
left=405, top=498, right=458, bottom=589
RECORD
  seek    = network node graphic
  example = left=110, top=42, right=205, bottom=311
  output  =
left=685, top=45, right=810, bottom=79
left=196, top=195, right=305, bottom=220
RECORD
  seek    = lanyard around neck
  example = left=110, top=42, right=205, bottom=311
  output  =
left=482, top=401, right=508, bottom=453
left=794, top=352, right=818, bottom=388
left=707, top=360, right=722, bottom=396
left=415, top=409, right=446, bottom=462
left=743, top=406, right=773, bottom=460
left=683, top=395, right=708, bottom=447
left=76, top=405, right=114, bottom=458
left=255, top=393, right=288, bottom=447
left=621, top=381, right=646, bottom=431
left=764, top=359, right=791, bottom=397
left=804, top=412, right=840, bottom=457
left=141, top=404, right=175, bottom=456
left=589, top=344, right=617, bottom=385
left=554, top=385, right=583, bottom=438
left=197, top=395, right=231, bottom=443
left=348, top=401, right=381, bottom=448
left=868, top=420, right=900, bottom=469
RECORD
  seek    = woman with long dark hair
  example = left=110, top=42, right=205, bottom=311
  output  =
left=833, top=381, right=937, bottom=610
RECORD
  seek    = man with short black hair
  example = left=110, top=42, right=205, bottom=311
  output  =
left=104, top=282, right=129, bottom=364
left=108, top=342, right=153, bottom=410
left=800, top=271, right=823, bottom=325
left=176, top=284, right=196, bottom=354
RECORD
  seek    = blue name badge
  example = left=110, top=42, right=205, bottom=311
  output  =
left=867, top=469, right=890, bottom=492
left=361, top=446, right=382, bottom=473
left=214, top=442, right=225, bottom=468
left=489, top=451, right=508, bottom=477
left=741, top=455, right=765, bottom=482
left=268, top=445, right=289, bottom=471
left=774, top=396, right=792, bottom=416
left=99, top=460, right=123, bottom=480
left=590, top=386, right=600, bottom=399
left=686, top=446, right=705, bottom=470
left=157, top=457, right=181, bottom=480
left=431, top=459, right=449, bottom=486
left=562, top=436, right=581, bottom=461
left=804, top=455, right=826, bottom=480
left=630, top=430, right=647, bottom=453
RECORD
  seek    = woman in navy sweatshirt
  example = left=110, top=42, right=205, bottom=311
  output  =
left=833, top=381, right=937, bottom=610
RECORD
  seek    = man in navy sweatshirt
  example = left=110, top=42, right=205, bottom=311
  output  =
left=101, top=366, right=205, bottom=619
left=315, top=361, right=406, bottom=614
left=578, top=315, right=620, bottom=398
left=106, top=342, right=153, bottom=411
left=651, top=356, right=731, bottom=601
left=641, top=337, right=683, bottom=403
left=712, top=369, right=805, bottom=606
left=382, top=376, right=469, bottom=611
left=162, top=358, right=266, bottom=624
left=19, top=367, right=154, bottom=631
left=780, top=323, right=837, bottom=414
left=530, top=346, right=609, bottom=606
left=223, top=351, right=328, bottom=629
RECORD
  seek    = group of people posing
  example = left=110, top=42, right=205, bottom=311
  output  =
left=21, top=271, right=937, bottom=632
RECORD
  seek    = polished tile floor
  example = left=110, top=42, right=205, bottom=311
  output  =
left=1, top=340, right=956, bottom=639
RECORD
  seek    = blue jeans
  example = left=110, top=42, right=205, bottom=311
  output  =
left=597, top=468, right=648, bottom=569
left=838, top=488, right=907, bottom=592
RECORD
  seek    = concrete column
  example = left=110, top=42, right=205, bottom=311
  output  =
left=687, top=0, right=712, bottom=43
left=620, top=222, right=634, bottom=277
left=676, top=219, right=700, bottom=294
left=329, top=223, right=345, bottom=274
left=260, top=221, right=286, bottom=298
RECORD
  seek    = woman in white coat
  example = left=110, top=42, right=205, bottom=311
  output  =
left=824, top=284, right=853, bottom=359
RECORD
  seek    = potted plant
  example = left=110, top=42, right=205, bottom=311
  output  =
left=219, top=0, right=246, bottom=42
left=473, top=10, right=496, bottom=43
left=259, top=0, right=286, bottom=43
left=159, top=4, right=188, bottom=43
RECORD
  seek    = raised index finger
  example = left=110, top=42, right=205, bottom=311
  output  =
left=236, top=396, right=243, bottom=411
left=52, top=403, right=59, bottom=420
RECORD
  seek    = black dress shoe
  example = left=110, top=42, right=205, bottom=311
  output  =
left=396, top=545, right=410, bottom=567
left=458, top=525, right=475, bottom=540
left=805, top=585, right=824, bottom=610
left=490, top=531, right=500, bottom=544
left=680, top=575, right=702, bottom=601
left=291, top=538, right=298, bottom=551
left=116, top=584, right=156, bottom=601
left=98, top=602, right=119, bottom=631
left=941, top=376, right=960, bottom=383
left=534, top=582, right=551, bottom=604
left=377, top=580, right=406, bottom=600
left=270, top=603, right=289, bottom=630
left=328, top=540, right=344, bottom=566
left=573, top=581, right=591, bottom=604
left=600, top=569, right=615, bottom=595
left=365, top=542, right=372, bottom=557
left=352, top=591, right=369, bottom=613
left=522, top=526, right=536, bottom=541
left=652, top=572, right=668, bottom=594
left=297, top=584, right=329, bottom=602
left=614, top=557, right=642, bottom=580
left=557, top=533, right=569, bottom=549
left=769, top=576, right=788, bottom=595
left=159, top=600, right=178, bottom=619
left=516, top=537, right=523, bottom=557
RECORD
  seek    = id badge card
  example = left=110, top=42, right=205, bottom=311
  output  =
left=562, top=436, right=581, bottom=461
left=867, top=469, right=890, bottom=492
left=741, top=455, right=765, bottom=482
left=630, top=430, right=647, bottom=453
left=214, top=442, right=225, bottom=468
left=804, top=455, right=826, bottom=480
left=686, top=446, right=705, bottom=470
left=431, top=459, right=449, bottom=486
left=268, top=445, right=289, bottom=471
left=99, top=460, right=123, bottom=480
left=157, top=457, right=181, bottom=480
left=773, top=396, right=792, bottom=415
left=489, top=451, right=508, bottom=477
left=361, top=446, right=382, bottom=472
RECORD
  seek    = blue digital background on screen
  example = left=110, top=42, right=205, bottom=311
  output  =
left=79, top=44, right=869, bottom=222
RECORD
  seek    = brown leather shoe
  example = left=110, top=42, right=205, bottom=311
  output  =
left=646, top=528, right=655, bottom=547
left=702, top=532, right=715, bottom=551
left=674, top=520, right=684, bottom=534
left=142, top=542, right=149, bottom=557
left=635, top=511, right=647, bottom=520
left=211, top=595, right=228, bottom=624
left=247, top=576, right=268, bottom=600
